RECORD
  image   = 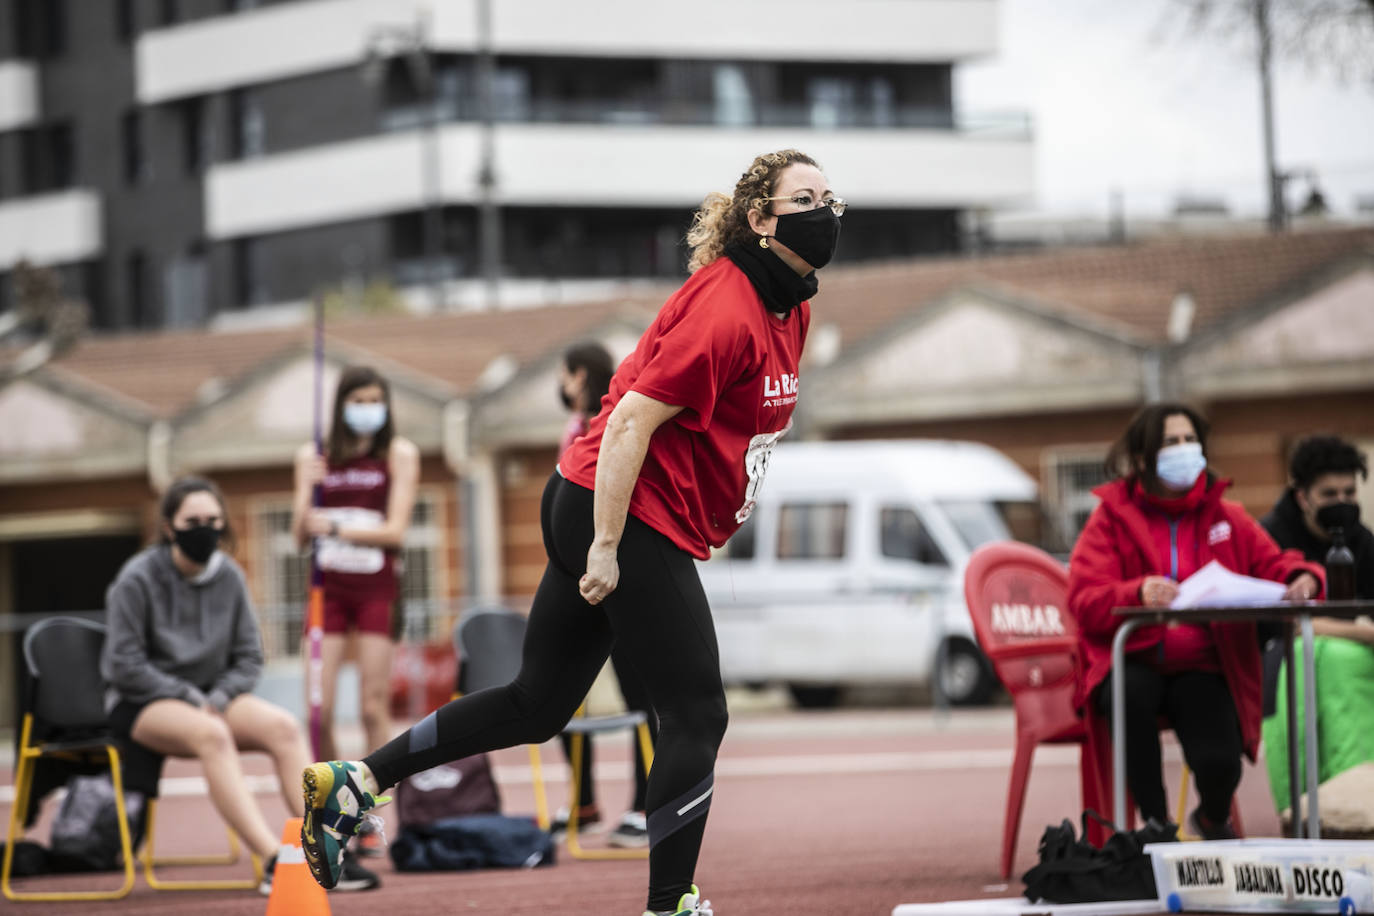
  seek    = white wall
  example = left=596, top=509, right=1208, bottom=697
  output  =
left=207, top=123, right=1034, bottom=238
left=0, top=61, right=38, bottom=132
left=0, top=190, right=103, bottom=270
left=137, top=0, right=998, bottom=103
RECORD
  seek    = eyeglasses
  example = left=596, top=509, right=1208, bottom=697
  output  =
left=762, top=194, right=848, bottom=217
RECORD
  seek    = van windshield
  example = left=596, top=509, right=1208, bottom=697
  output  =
left=938, top=500, right=1015, bottom=551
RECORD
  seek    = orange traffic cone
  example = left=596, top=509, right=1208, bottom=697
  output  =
left=265, top=817, right=330, bottom=916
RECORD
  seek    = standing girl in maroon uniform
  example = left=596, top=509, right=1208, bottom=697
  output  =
left=291, top=366, right=419, bottom=769
left=300, top=150, right=844, bottom=916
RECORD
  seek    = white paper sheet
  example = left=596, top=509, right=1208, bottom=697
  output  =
left=1169, top=560, right=1288, bottom=610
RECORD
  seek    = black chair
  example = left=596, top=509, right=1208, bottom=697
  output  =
left=3, top=617, right=137, bottom=902
left=2, top=616, right=262, bottom=902
left=454, top=607, right=653, bottom=860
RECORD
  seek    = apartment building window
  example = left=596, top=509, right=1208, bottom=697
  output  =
left=180, top=97, right=207, bottom=174
left=19, top=123, right=74, bottom=193
left=164, top=242, right=208, bottom=326
left=228, top=89, right=266, bottom=159
left=1043, top=449, right=1110, bottom=550
left=116, top=0, right=137, bottom=41
left=712, top=65, right=754, bottom=127
left=126, top=250, right=153, bottom=327
left=14, top=0, right=65, bottom=58
left=254, top=492, right=446, bottom=657
left=231, top=236, right=269, bottom=306
left=121, top=110, right=145, bottom=185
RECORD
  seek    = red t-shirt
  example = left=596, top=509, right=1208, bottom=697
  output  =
left=559, top=256, right=810, bottom=559
left=317, top=453, right=399, bottom=600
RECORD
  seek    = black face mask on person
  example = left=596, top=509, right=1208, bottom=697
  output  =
left=173, top=524, right=222, bottom=565
left=558, top=382, right=575, bottom=412
left=1316, top=502, right=1361, bottom=536
left=772, top=207, right=841, bottom=270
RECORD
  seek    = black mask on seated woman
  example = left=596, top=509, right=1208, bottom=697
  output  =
left=174, top=524, right=222, bottom=565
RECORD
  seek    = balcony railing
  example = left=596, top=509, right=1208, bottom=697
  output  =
left=379, top=99, right=1031, bottom=138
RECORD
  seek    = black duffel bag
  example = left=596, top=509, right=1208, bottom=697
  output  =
left=1022, top=809, right=1177, bottom=904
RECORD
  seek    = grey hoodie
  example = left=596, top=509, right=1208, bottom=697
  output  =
left=101, top=544, right=264, bottom=713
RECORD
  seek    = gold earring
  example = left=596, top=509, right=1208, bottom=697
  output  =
left=758, top=236, right=770, bottom=249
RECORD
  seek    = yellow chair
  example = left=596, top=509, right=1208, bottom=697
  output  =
left=138, top=784, right=261, bottom=890
left=455, top=607, right=654, bottom=860
left=2, top=616, right=261, bottom=902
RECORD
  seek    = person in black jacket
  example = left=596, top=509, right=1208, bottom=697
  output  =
left=1259, top=434, right=1374, bottom=815
left=1260, top=435, right=1373, bottom=599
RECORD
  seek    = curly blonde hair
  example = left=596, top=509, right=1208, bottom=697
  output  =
left=685, top=149, right=820, bottom=272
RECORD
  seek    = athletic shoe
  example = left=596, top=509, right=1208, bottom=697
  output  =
left=301, top=760, right=390, bottom=890
left=256, top=853, right=277, bottom=897
left=642, top=885, right=713, bottom=916
left=355, top=818, right=385, bottom=858
left=608, top=810, right=649, bottom=849
left=333, top=849, right=382, bottom=892
left=1188, top=806, right=1238, bottom=841
left=549, top=804, right=603, bottom=841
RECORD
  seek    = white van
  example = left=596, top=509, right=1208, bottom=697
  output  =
left=696, top=439, right=1040, bottom=707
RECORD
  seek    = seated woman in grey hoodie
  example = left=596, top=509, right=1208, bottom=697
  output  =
left=100, top=475, right=309, bottom=894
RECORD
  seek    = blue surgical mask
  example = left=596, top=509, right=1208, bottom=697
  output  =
left=1156, top=441, right=1206, bottom=490
left=343, top=402, right=387, bottom=436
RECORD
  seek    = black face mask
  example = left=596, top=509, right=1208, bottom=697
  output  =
left=1316, top=502, right=1360, bottom=536
left=173, top=524, right=222, bottom=565
left=772, top=207, right=841, bottom=270
left=558, top=382, right=575, bottom=412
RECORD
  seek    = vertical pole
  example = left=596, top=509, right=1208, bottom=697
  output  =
left=417, top=9, right=446, bottom=311
left=476, top=0, right=501, bottom=308
left=307, top=295, right=326, bottom=760
left=1256, top=0, right=1284, bottom=232
left=1283, top=622, right=1302, bottom=836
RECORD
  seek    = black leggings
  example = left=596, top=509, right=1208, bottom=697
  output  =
left=364, top=473, right=727, bottom=911
left=559, top=642, right=657, bottom=814
left=1095, top=660, right=1243, bottom=825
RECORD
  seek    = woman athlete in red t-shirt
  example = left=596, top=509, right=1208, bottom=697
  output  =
left=301, top=150, right=845, bottom=916
left=292, top=366, right=419, bottom=765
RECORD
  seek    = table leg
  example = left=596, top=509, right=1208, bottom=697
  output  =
left=1301, top=614, right=1320, bottom=840
left=1283, top=626, right=1302, bottom=838
left=1111, top=619, right=1144, bottom=829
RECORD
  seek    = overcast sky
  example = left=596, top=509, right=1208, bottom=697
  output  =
left=956, top=0, right=1374, bottom=220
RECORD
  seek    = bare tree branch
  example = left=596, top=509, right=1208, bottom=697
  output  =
left=0, top=261, right=90, bottom=383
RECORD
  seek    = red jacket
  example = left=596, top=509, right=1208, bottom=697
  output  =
left=1068, top=475, right=1322, bottom=758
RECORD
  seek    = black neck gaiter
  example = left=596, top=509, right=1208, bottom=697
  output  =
left=724, top=242, right=818, bottom=316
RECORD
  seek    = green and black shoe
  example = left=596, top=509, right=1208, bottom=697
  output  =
left=301, top=761, right=389, bottom=890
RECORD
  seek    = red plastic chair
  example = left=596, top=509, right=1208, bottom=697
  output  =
left=964, top=541, right=1106, bottom=880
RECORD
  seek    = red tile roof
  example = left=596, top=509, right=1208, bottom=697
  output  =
left=813, top=225, right=1374, bottom=348
left=42, top=226, right=1374, bottom=418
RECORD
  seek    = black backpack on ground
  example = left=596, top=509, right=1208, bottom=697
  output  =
left=1022, top=809, right=1177, bottom=904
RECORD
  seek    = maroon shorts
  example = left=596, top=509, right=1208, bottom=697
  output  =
left=321, top=593, right=395, bottom=636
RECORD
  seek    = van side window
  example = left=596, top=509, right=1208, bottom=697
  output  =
left=880, top=507, right=947, bottom=567
left=727, top=514, right=756, bottom=559
left=777, top=502, right=847, bottom=560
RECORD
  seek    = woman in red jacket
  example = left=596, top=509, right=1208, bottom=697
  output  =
left=1069, top=402, right=1321, bottom=839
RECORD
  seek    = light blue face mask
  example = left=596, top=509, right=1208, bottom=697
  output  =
left=343, top=402, right=387, bottom=436
left=1156, top=441, right=1206, bottom=490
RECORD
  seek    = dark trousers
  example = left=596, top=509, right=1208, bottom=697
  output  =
left=559, top=640, right=657, bottom=814
left=365, top=473, right=726, bottom=911
left=1095, top=660, right=1243, bottom=825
